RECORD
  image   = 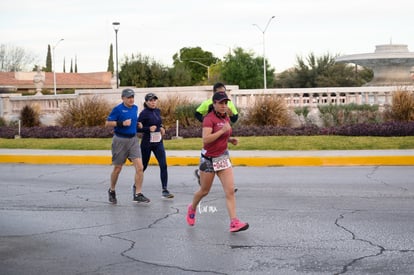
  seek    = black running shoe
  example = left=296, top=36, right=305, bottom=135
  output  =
left=108, top=188, right=117, bottom=204
left=134, top=193, right=150, bottom=203
left=162, top=189, right=174, bottom=199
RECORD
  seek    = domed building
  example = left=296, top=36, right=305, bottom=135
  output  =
left=336, top=44, right=414, bottom=86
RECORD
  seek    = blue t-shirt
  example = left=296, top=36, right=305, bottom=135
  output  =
left=107, top=103, right=139, bottom=136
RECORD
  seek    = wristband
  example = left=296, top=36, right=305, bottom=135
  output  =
left=116, top=121, right=123, bottom=128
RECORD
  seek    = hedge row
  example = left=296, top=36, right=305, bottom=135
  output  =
left=1, top=121, right=414, bottom=139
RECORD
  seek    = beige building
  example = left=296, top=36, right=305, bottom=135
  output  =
left=0, top=71, right=113, bottom=94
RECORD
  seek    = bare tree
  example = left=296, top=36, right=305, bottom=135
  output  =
left=0, top=44, right=38, bottom=72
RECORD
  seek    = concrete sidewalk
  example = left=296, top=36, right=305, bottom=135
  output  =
left=1, top=149, right=414, bottom=166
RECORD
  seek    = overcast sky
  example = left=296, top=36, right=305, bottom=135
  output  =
left=1, top=0, right=413, bottom=73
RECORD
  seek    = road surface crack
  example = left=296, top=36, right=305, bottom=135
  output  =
left=97, top=206, right=226, bottom=274
left=334, top=211, right=385, bottom=274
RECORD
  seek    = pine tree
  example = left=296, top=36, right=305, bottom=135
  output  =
left=107, top=44, right=114, bottom=73
left=75, top=55, right=78, bottom=72
left=70, top=59, right=73, bottom=73
left=63, top=57, right=66, bottom=72
left=45, top=45, right=52, bottom=72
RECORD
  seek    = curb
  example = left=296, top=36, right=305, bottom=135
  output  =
left=1, top=154, right=414, bottom=166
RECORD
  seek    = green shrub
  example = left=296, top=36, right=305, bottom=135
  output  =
left=157, top=95, right=199, bottom=129
left=174, top=103, right=200, bottom=128
left=0, top=117, right=7, bottom=127
left=243, top=95, right=291, bottom=126
left=318, top=103, right=382, bottom=127
left=57, top=96, right=112, bottom=127
left=20, top=105, right=41, bottom=127
left=293, top=106, right=312, bottom=125
left=60, top=89, right=75, bottom=94
left=41, top=89, right=53, bottom=95
left=294, top=106, right=310, bottom=118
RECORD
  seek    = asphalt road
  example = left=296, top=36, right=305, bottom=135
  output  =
left=1, top=164, right=414, bottom=275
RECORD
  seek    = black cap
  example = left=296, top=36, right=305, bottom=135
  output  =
left=145, top=93, right=158, bottom=101
left=121, top=88, right=135, bottom=98
left=212, top=92, right=230, bottom=103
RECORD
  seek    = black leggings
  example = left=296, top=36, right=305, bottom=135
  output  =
left=141, top=142, right=168, bottom=190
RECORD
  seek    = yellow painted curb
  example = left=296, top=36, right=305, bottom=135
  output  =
left=230, top=156, right=414, bottom=166
left=0, top=155, right=112, bottom=165
left=1, top=155, right=414, bottom=166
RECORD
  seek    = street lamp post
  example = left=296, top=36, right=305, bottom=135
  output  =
left=53, top=38, right=64, bottom=95
left=253, top=16, right=275, bottom=90
left=177, top=52, right=210, bottom=82
left=189, top=60, right=210, bottom=81
left=112, top=22, right=120, bottom=88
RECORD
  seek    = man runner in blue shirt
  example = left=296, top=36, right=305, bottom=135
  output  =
left=105, top=88, right=150, bottom=204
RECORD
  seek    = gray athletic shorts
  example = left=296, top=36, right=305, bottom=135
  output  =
left=111, top=135, right=142, bottom=165
left=199, top=150, right=230, bottom=173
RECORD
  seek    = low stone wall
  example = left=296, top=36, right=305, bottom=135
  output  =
left=0, top=85, right=412, bottom=126
left=0, top=85, right=237, bottom=125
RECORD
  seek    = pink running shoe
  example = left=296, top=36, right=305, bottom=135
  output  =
left=230, top=218, right=249, bottom=232
left=186, top=204, right=196, bottom=226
